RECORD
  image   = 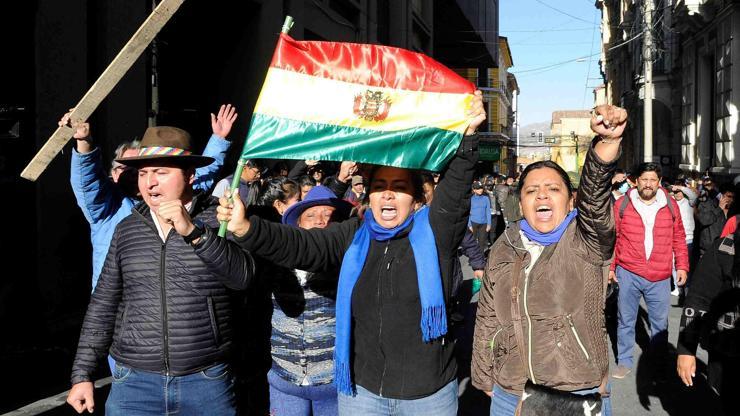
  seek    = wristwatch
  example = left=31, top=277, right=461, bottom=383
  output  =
left=183, top=220, right=206, bottom=245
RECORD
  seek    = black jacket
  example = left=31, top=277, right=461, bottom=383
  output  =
left=71, top=194, right=255, bottom=384
left=678, top=232, right=740, bottom=357
left=696, top=199, right=727, bottom=253
left=234, top=135, right=477, bottom=399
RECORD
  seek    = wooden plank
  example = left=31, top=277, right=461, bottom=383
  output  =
left=20, top=0, right=186, bottom=181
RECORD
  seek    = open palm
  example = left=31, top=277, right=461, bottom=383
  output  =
left=211, top=104, right=238, bottom=138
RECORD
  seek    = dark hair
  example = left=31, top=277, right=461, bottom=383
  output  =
left=273, top=161, right=289, bottom=175
left=615, top=168, right=625, bottom=175
left=367, top=165, right=425, bottom=202
left=420, top=173, right=435, bottom=187
left=518, top=160, right=574, bottom=195
left=634, top=162, right=662, bottom=178
left=257, top=177, right=299, bottom=206
left=298, top=175, right=317, bottom=188
left=719, top=183, right=735, bottom=196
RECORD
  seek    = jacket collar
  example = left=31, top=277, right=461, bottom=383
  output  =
left=501, top=220, right=573, bottom=273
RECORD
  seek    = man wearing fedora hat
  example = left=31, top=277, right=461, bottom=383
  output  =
left=67, top=125, right=255, bottom=416
left=62, top=104, right=235, bottom=291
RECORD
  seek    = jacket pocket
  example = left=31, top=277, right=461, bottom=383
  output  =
left=565, top=314, right=590, bottom=361
left=207, top=297, right=220, bottom=345
left=553, top=315, right=590, bottom=370
left=490, top=327, right=510, bottom=373
left=117, top=304, right=130, bottom=345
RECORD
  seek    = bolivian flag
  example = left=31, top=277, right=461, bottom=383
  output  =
left=241, top=33, right=476, bottom=171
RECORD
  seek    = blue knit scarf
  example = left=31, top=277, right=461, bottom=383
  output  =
left=519, top=209, right=578, bottom=246
left=334, top=206, right=446, bottom=395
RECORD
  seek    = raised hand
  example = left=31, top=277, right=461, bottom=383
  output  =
left=211, top=104, right=238, bottom=139
left=338, top=161, right=358, bottom=183
left=591, top=105, right=627, bottom=140
left=59, top=109, right=90, bottom=140
left=465, top=90, right=486, bottom=136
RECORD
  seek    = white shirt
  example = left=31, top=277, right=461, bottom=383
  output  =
left=519, top=231, right=545, bottom=276
left=676, top=197, right=695, bottom=243
left=629, top=190, right=667, bottom=259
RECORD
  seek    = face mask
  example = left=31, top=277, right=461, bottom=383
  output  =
left=618, top=182, right=630, bottom=194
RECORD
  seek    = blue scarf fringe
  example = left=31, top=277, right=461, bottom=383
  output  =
left=334, top=206, right=446, bottom=396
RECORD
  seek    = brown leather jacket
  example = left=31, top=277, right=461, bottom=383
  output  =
left=472, top=141, right=616, bottom=394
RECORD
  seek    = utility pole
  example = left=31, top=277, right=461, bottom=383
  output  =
left=643, top=0, right=654, bottom=162
left=572, top=131, right=579, bottom=171
left=514, top=89, right=520, bottom=160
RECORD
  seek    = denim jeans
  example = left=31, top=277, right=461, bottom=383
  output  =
left=337, top=379, right=457, bottom=416
left=267, top=369, right=337, bottom=416
left=106, top=362, right=236, bottom=416
left=616, top=266, right=671, bottom=368
left=490, top=383, right=612, bottom=416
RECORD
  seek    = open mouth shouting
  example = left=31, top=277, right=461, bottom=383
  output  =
left=380, top=204, right=398, bottom=221
left=535, top=204, right=553, bottom=221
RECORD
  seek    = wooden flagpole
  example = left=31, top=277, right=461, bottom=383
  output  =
left=20, top=0, right=186, bottom=181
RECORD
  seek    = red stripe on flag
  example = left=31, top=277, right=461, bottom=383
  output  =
left=270, top=34, right=475, bottom=94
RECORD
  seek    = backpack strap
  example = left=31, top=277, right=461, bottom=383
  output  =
left=662, top=188, right=676, bottom=220
left=618, top=191, right=631, bottom=219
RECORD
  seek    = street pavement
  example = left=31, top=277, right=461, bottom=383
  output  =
left=457, top=263, right=726, bottom=416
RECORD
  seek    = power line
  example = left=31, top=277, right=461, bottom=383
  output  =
left=462, top=40, right=593, bottom=46
left=533, top=0, right=596, bottom=25
left=512, top=41, right=594, bottom=46
left=582, top=8, right=599, bottom=107
left=510, top=53, right=600, bottom=74
left=498, top=27, right=597, bottom=33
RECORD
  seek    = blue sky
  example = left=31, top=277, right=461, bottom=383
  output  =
left=501, top=0, right=602, bottom=126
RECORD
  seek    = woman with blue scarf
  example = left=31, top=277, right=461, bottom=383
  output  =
left=217, top=93, right=486, bottom=415
left=471, top=105, right=628, bottom=416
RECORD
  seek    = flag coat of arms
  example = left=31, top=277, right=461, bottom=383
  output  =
left=242, top=33, right=476, bottom=171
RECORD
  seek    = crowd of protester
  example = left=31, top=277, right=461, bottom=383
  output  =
left=58, top=100, right=739, bottom=416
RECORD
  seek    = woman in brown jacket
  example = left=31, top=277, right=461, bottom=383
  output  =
left=471, top=105, right=627, bottom=416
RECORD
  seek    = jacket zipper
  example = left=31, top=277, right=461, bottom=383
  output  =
left=489, top=328, right=503, bottom=352
left=566, top=314, right=590, bottom=360
left=522, top=268, right=537, bottom=384
left=378, top=242, right=390, bottom=396
left=160, top=240, right=171, bottom=375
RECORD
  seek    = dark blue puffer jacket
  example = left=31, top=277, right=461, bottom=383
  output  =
left=71, top=194, right=255, bottom=384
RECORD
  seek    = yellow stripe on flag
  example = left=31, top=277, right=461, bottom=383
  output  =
left=254, top=68, right=473, bottom=134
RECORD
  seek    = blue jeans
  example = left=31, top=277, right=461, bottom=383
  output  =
left=490, top=383, right=612, bottom=416
left=267, top=369, right=337, bottom=416
left=338, top=379, right=457, bottom=416
left=106, top=362, right=236, bottom=416
left=616, top=266, right=671, bottom=368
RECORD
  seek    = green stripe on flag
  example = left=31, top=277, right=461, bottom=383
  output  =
left=242, top=113, right=464, bottom=171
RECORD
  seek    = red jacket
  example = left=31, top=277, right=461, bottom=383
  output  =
left=611, top=188, right=689, bottom=281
